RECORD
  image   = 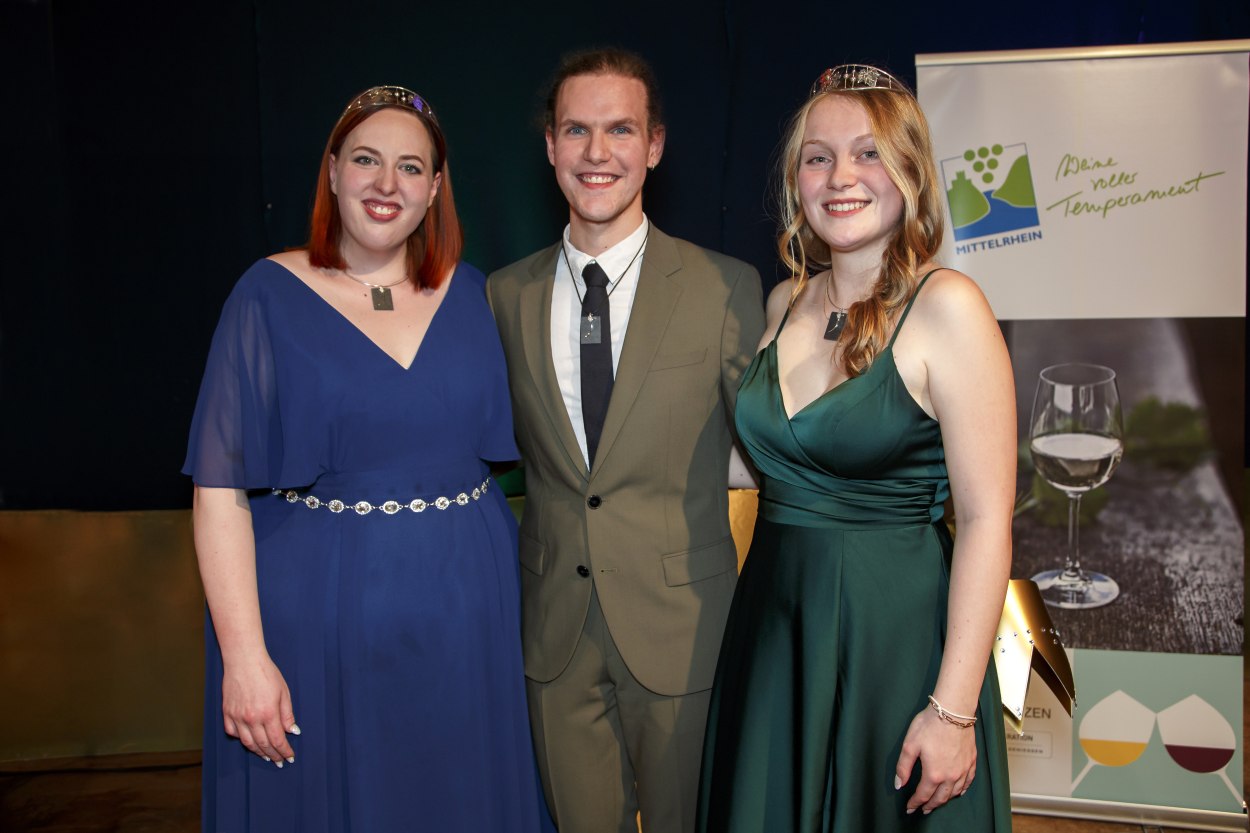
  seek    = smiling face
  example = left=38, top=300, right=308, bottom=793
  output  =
left=545, top=72, right=665, bottom=249
left=797, top=95, right=903, bottom=259
left=329, top=108, right=441, bottom=266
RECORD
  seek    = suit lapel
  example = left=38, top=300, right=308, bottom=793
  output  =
left=520, top=245, right=589, bottom=481
left=592, top=228, right=684, bottom=476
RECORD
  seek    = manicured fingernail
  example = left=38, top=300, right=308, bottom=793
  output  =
left=275, top=760, right=284, bottom=769
left=288, top=723, right=301, bottom=735
left=960, top=789, right=968, bottom=796
left=893, top=775, right=902, bottom=790
left=923, top=809, right=932, bottom=816
left=906, top=808, right=915, bottom=815
left=286, top=756, right=295, bottom=764
left=262, top=756, right=271, bottom=762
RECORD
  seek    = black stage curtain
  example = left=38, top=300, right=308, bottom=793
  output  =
left=2, top=0, right=1246, bottom=509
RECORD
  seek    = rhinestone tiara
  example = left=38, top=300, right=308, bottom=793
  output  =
left=810, top=65, right=908, bottom=97
left=343, top=85, right=436, bottom=121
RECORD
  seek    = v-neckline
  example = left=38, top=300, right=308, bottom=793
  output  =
left=770, top=268, right=941, bottom=422
left=773, top=338, right=889, bottom=422
left=272, top=259, right=453, bottom=371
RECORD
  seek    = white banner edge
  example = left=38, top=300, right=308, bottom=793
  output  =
left=918, top=39, right=1250, bottom=67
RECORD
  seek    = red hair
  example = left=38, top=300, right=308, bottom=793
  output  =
left=306, top=98, right=462, bottom=289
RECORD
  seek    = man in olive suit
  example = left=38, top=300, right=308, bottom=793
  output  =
left=487, top=48, right=764, bottom=833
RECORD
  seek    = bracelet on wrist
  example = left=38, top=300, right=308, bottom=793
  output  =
left=927, top=695, right=977, bottom=729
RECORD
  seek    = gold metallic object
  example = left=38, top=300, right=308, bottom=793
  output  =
left=995, top=578, right=1077, bottom=734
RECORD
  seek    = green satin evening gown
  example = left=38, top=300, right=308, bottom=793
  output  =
left=697, top=272, right=1011, bottom=832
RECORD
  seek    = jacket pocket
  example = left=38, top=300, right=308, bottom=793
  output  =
left=650, top=348, right=707, bottom=371
left=661, top=536, right=736, bottom=586
left=519, top=533, right=546, bottom=576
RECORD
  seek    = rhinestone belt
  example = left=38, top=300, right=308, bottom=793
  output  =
left=273, top=478, right=490, bottom=516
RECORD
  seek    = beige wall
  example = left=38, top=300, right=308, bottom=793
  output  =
left=0, top=511, right=204, bottom=765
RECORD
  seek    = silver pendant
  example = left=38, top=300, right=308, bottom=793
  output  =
left=581, top=313, right=603, bottom=344
left=371, top=286, right=394, bottom=311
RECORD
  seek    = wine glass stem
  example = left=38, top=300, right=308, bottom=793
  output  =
left=1063, top=493, right=1084, bottom=580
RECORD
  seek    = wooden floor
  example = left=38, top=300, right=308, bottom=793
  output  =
left=2, top=668, right=1246, bottom=833
left=0, top=758, right=199, bottom=833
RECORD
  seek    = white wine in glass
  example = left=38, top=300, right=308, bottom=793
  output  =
left=1029, top=363, right=1124, bottom=609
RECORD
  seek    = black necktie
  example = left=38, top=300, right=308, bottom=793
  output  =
left=580, top=261, right=613, bottom=469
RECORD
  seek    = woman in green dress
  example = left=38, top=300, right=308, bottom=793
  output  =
left=698, top=66, right=1016, bottom=831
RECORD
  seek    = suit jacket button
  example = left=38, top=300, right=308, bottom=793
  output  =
left=587, top=495, right=602, bottom=508
left=577, top=565, right=590, bottom=577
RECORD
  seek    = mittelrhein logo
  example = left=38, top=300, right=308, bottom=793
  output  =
left=941, top=142, right=1041, bottom=249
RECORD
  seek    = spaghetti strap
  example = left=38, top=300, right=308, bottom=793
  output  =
left=773, top=302, right=796, bottom=342
left=886, top=268, right=942, bottom=350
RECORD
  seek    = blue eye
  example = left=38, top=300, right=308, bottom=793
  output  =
left=353, top=155, right=377, bottom=166
left=567, top=125, right=587, bottom=136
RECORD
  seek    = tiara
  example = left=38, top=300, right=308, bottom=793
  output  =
left=810, top=65, right=907, bottom=96
left=343, top=85, right=436, bottom=121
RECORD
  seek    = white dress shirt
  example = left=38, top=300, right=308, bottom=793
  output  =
left=551, top=217, right=649, bottom=468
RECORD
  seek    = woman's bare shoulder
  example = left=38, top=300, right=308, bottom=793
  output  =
left=911, top=266, right=996, bottom=328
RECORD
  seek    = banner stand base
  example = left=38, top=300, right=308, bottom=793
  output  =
left=1012, top=793, right=1248, bottom=832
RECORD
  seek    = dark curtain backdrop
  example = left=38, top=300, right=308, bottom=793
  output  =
left=2, top=0, right=1246, bottom=509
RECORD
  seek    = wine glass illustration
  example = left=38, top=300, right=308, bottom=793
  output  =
left=1158, top=695, right=1241, bottom=805
left=1029, top=363, right=1124, bottom=609
left=1072, top=690, right=1154, bottom=792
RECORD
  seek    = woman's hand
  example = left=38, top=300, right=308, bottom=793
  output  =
left=727, top=443, right=759, bottom=490
left=221, top=652, right=298, bottom=766
left=894, top=706, right=977, bottom=815
left=193, top=486, right=298, bottom=768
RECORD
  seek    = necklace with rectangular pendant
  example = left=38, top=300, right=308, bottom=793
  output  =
left=370, top=286, right=395, bottom=311
left=342, top=269, right=404, bottom=311
left=581, top=313, right=603, bottom=344
left=824, top=309, right=847, bottom=341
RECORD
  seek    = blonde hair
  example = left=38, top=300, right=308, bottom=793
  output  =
left=776, top=85, right=945, bottom=377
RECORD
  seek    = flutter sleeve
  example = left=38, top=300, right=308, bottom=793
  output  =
left=478, top=361, right=520, bottom=464
left=465, top=263, right=520, bottom=464
left=182, top=270, right=284, bottom=488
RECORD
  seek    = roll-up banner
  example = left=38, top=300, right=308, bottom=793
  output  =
left=918, top=42, right=1248, bottom=830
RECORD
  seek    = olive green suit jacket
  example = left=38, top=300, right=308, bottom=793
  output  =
left=487, top=226, right=764, bottom=696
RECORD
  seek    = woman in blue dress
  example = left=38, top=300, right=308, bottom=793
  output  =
left=185, top=86, right=546, bottom=832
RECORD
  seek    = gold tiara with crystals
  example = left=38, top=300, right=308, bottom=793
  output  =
left=810, top=65, right=908, bottom=97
